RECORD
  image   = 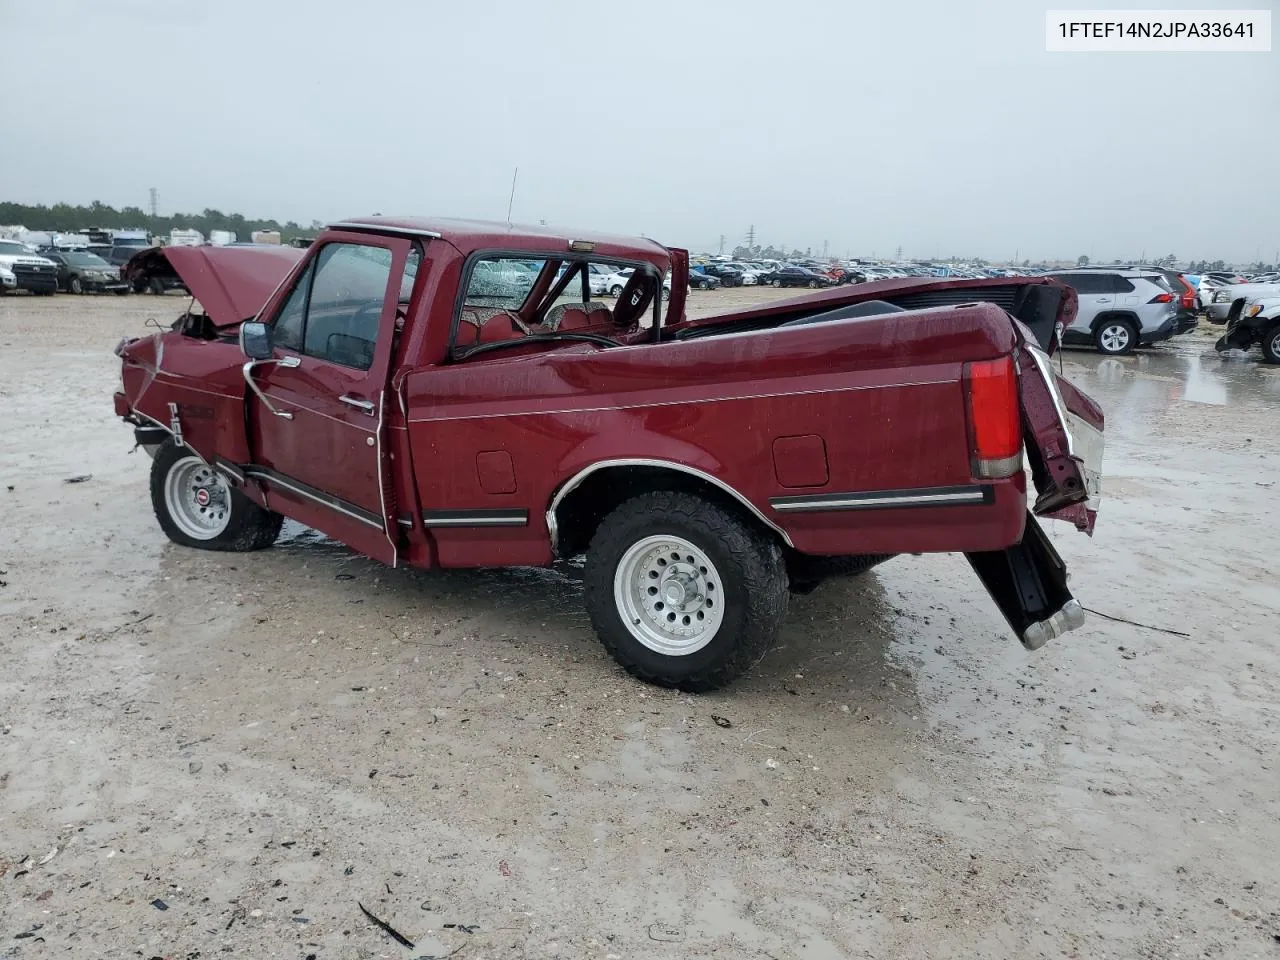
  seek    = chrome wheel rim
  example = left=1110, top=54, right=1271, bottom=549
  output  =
left=1100, top=324, right=1131, bottom=353
left=1270, top=330, right=1280, bottom=359
left=164, top=456, right=231, bottom=540
left=613, top=535, right=724, bottom=656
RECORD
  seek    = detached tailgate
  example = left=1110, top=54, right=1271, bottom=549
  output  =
left=966, top=323, right=1104, bottom=651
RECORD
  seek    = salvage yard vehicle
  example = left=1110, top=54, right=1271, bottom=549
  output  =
left=0, top=239, right=59, bottom=295
left=1206, top=279, right=1280, bottom=325
left=112, top=217, right=1104, bottom=691
left=1043, top=269, right=1179, bottom=355
left=1215, top=295, right=1280, bottom=363
left=759, top=265, right=834, bottom=288
left=40, top=250, right=128, bottom=294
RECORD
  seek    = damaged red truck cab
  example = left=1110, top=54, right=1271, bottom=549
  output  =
left=114, top=217, right=1104, bottom=691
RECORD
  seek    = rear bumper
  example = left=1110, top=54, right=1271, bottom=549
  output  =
left=1140, top=317, right=1175, bottom=344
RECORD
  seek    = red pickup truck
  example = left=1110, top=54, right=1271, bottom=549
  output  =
left=113, top=218, right=1104, bottom=690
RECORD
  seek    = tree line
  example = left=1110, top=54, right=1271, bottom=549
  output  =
left=0, top=200, right=318, bottom=243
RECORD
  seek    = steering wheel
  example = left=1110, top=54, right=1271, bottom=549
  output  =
left=612, top=266, right=659, bottom=327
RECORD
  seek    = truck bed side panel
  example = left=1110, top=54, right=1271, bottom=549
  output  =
left=404, top=304, right=1024, bottom=565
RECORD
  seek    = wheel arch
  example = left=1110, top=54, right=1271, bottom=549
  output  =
left=547, top=459, right=793, bottom=558
left=1090, top=310, right=1140, bottom=333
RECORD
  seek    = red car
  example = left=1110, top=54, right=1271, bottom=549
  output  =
left=113, top=217, right=1104, bottom=691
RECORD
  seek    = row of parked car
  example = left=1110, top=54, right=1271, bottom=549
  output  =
left=0, top=237, right=187, bottom=296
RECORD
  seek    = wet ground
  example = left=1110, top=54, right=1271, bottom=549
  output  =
left=1, top=290, right=1278, bottom=959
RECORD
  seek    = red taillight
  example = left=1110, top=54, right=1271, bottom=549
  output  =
left=965, top=356, right=1022, bottom=478
left=1148, top=292, right=1174, bottom=304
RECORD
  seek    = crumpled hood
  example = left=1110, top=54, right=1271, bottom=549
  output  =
left=123, top=245, right=304, bottom=326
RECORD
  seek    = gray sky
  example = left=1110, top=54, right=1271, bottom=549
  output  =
left=1, top=0, right=1275, bottom=262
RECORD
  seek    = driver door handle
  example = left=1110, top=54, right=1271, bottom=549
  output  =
left=340, top=395, right=376, bottom=414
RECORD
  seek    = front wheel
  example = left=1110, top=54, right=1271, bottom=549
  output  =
left=69, top=276, right=83, bottom=294
left=1263, top=325, right=1280, bottom=364
left=150, top=440, right=283, bottom=551
left=771, top=279, right=782, bottom=288
left=610, top=284, right=624, bottom=298
left=584, top=491, right=788, bottom=691
left=149, top=277, right=167, bottom=296
left=1095, top=318, right=1137, bottom=355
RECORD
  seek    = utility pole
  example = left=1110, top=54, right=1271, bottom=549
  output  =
left=718, top=234, right=726, bottom=255
left=822, top=239, right=828, bottom=258
left=746, top=224, right=755, bottom=250
left=149, top=187, right=158, bottom=219
left=895, top=244, right=902, bottom=261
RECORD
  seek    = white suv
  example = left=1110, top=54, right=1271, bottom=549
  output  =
left=1044, top=269, right=1179, bottom=355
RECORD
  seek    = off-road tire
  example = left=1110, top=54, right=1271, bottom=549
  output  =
left=787, top=553, right=894, bottom=593
left=150, top=440, right=283, bottom=551
left=584, top=491, right=788, bottom=692
left=1262, top=324, right=1280, bottom=365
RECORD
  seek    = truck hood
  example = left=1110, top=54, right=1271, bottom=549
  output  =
left=0, top=254, right=56, bottom=268
left=123, top=245, right=304, bottom=326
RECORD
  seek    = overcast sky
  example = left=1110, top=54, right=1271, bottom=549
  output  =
left=1, top=0, right=1275, bottom=262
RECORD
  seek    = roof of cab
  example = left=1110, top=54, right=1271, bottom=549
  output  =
left=328, top=216, right=671, bottom=261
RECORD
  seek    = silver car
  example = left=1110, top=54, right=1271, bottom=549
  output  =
left=1044, top=269, right=1179, bottom=355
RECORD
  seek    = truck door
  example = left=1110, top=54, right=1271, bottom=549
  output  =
left=243, top=233, right=418, bottom=566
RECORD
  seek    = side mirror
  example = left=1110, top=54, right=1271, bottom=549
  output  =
left=240, top=321, right=272, bottom=360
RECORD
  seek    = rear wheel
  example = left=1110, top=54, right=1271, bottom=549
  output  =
left=584, top=491, right=788, bottom=691
left=149, top=277, right=167, bottom=295
left=1263, top=325, right=1280, bottom=364
left=1095, top=318, right=1137, bottom=355
left=610, top=284, right=624, bottom=298
left=150, top=440, right=283, bottom=551
left=808, top=279, right=818, bottom=288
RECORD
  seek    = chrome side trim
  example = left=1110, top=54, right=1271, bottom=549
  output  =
left=132, top=410, right=211, bottom=465
left=244, top=467, right=383, bottom=529
left=374, top=389, right=397, bottom=567
left=242, top=356, right=301, bottom=419
left=329, top=222, right=443, bottom=239
left=546, top=458, right=794, bottom=552
left=770, top=485, right=993, bottom=513
left=423, top=510, right=529, bottom=528
left=1024, top=345, right=1075, bottom=458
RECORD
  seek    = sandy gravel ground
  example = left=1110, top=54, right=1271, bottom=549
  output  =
left=1, top=289, right=1278, bottom=959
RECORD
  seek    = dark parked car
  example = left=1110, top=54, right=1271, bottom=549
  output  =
left=41, top=250, right=128, bottom=294
left=688, top=270, right=721, bottom=290
left=760, top=266, right=834, bottom=289
left=104, top=241, right=151, bottom=268
left=113, top=246, right=188, bottom=294
left=699, top=263, right=744, bottom=287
